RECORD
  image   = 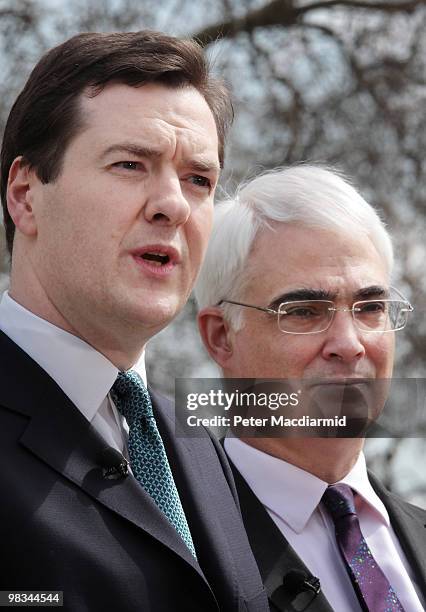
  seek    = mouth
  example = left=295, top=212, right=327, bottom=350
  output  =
left=139, top=251, right=171, bottom=267
left=304, top=379, right=373, bottom=394
left=130, top=244, right=180, bottom=276
left=305, top=373, right=374, bottom=384
left=310, top=379, right=370, bottom=386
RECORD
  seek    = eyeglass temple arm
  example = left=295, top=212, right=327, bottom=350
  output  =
left=217, top=299, right=278, bottom=315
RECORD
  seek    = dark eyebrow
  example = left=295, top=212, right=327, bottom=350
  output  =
left=182, top=158, right=220, bottom=175
left=269, top=288, right=335, bottom=309
left=354, top=285, right=389, bottom=300
left=268, top=285, right=389, bottom=310
left=101, top=143, right=162, bottom=160
left=100, top=143, right=220, bottom=174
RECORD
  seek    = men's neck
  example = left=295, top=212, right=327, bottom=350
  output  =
left=8, top=281, right=147, bottom=371
left=240, top=437, right=364, bottom=483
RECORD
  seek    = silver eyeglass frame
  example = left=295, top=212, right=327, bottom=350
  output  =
left=217, top=287, right=414, bottom=335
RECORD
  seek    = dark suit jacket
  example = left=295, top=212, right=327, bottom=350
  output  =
left=0, top=331, right=268, bottom=612
left=228, top=456, right=426, bottom=611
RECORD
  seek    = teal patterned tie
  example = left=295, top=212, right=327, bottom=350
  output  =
left=110, top=370, right=197, bottom=558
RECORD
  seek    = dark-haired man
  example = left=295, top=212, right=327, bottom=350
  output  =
left=0, top=32, right=268, bottom=611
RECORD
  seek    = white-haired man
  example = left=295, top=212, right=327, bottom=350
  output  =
left=196, top=165, right=426, bottom=611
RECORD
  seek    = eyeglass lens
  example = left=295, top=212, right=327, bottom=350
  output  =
left=277, top=300, right=410, bottom=334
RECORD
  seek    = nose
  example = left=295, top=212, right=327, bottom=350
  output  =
left=143, top=173, right=191, bottom=227
left=321, top=310, right=366, bottom=363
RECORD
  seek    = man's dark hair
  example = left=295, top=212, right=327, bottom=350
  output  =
left=0, top=31, right=233, bottom=254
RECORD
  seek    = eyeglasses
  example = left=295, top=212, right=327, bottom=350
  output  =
left=218, top=290, right=413, bottom=335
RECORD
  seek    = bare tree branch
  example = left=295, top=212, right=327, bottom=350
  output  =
left=194, top=0, right=426, bottom=45
left=299, top=0, right=426, bottom=14
left=194, top=0, right=297, bottom=45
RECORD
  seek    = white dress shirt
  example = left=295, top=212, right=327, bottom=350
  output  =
left=225, top=437, right=424, bottom=612
left=0, top=290, right=147, bottom=456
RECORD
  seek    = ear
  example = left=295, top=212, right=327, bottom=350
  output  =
left=198, top=306, right=234, bottom=368
left=7, top=157, right=39, bottom=239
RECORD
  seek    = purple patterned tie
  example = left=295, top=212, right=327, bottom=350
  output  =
left=322, top=484, right=405, bottom=612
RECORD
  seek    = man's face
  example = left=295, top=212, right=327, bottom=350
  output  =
left=28, top=83, right=219, bottom=343
left=225, top=223, right=395, bottom=387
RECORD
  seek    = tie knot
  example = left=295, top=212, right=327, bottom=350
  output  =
left=111, top=370, right=153, bottom=423
left=322, top=484, right=356, bottom=520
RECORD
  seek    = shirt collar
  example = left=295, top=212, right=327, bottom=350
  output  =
left=0, top=291, right=147, bottom=423
left=339, top=451, right=390, bottom=527
left=225, top=437, right=326, bottom=533
left=225, top=437, right=389, bottom=533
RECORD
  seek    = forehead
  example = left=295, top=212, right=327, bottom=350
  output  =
left=75, top=82, right=219, bottom=160
left=243, top=223, right=389, bottom=301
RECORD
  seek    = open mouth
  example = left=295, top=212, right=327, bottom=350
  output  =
left=131, top=245, right=180, bottom=274
left=139, top=252, right=170, bottom=267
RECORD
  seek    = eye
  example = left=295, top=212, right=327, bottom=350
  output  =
left=282, top=305, right=323, bottom=318
left=112, top=161, right=144, bottom=171
left=187, top=175, right=212, bottom=189
left=357, top=301, right=386, bottom=314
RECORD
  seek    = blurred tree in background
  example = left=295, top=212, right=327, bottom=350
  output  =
left=0, top=0, right=425, bottom=503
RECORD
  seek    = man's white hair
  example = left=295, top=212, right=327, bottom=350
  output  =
left=195, top=164, right=394, bottom=330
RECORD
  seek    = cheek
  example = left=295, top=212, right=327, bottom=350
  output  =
left=367, top=336, right=395, bottom=375
left=232, top=331, right=306, bottom=377
left=186, top=205, right=214, bottom=264
left=285, top=340, right=323, bottom=374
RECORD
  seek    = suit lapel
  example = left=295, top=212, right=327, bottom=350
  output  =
left=230, top=461, right=333, bottom=612
left=151, top=391, right=248, bottom=604
left=369, top=471, right=426, bottom=601
left=0, top=331, right=203, bottom=577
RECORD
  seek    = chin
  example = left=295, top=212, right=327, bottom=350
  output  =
left=134, top=300, right=182, bottom=329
